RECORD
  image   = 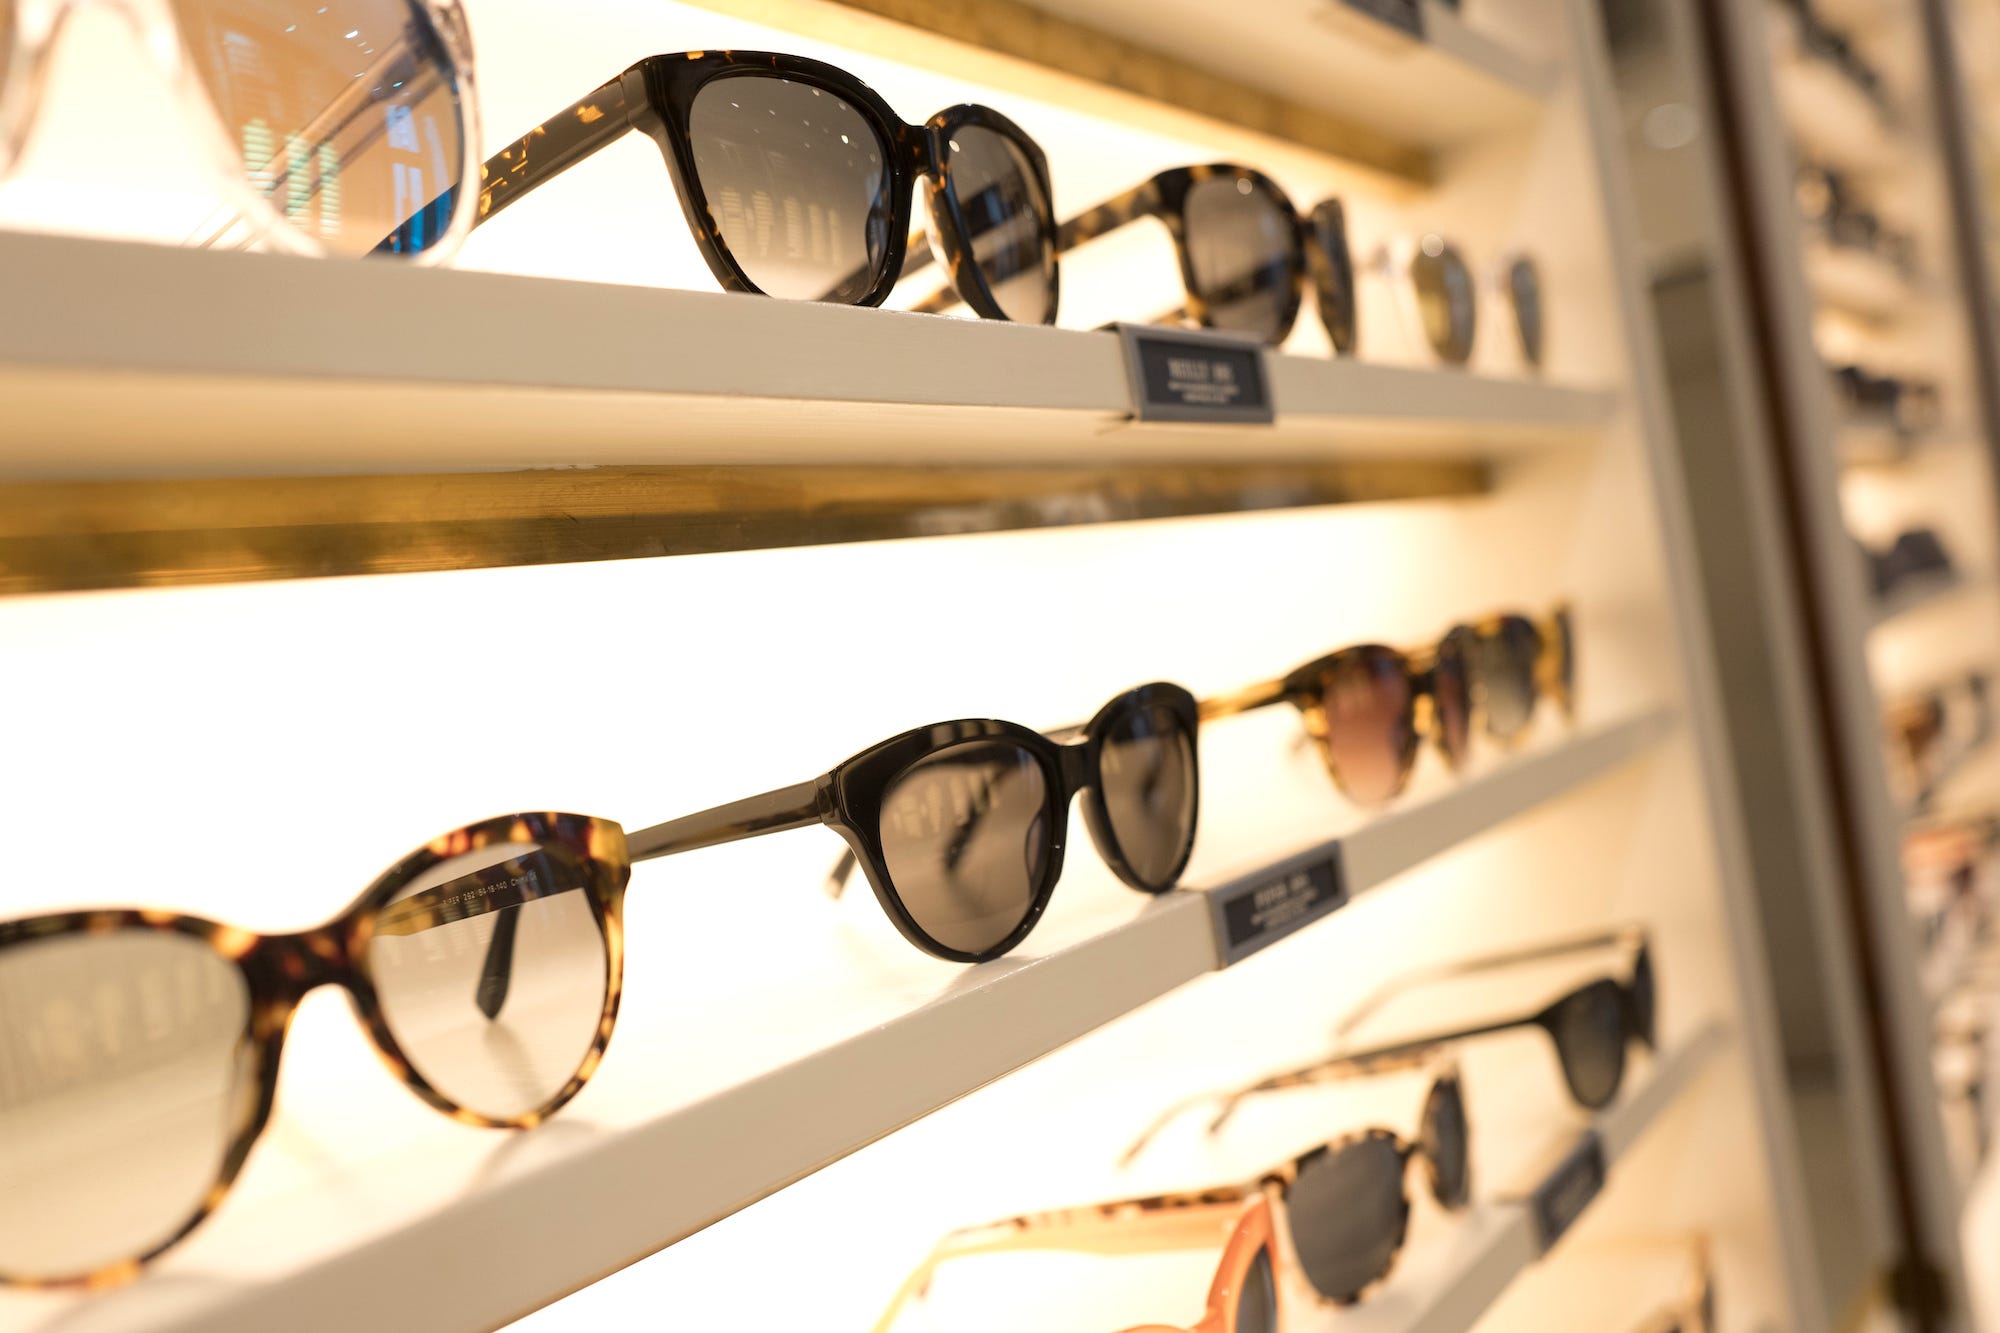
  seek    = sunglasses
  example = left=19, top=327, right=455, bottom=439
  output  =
left=874, top=1069, right=1469, bottom=1329
left=1, top=0, right=479, bottom=258
left=475, top=51, right=1059, bottom=322
left=1198, top=605, right=1574, bottom=807
left=1364, top=235, right=1546, bottom=368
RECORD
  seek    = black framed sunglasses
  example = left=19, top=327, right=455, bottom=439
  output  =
left=474, top=51, right=1059, bottom=322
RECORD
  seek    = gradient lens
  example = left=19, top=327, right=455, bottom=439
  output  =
left=1184, top=174, right=1298, bottom=342
left=1235, top=1246, right=1278, bottom=1333
left=1310, top=199, right=1357, bottom=354
left=1432, top=629, right=1474, bottom=769
left=1409, top=237, right=1476, bottom=363
left=1477, top=616, right=1543, bottom=743
left=1420, top=1078, right=1471, bottom=1208
left=878, top=740, right=1053, bottom=955
left=171, top=0, right=468, bottom=257
left=1097, top=703, right=1198, bottom=889
left=688, top=74, right=893, bottom=302
left=368, top=842, right=609, bottom=1121
left=1287, top=1136, right=1408, bottom=1302
left=1506, top=256, right=1544, bottom=366
left=940, top=123, right=1052, bottom=322
left=0, top=930, right=252, bottom=1281
left=1550, top=980, right=1628, bottom=1108
left=1319, top=647, right=1417, bottom=806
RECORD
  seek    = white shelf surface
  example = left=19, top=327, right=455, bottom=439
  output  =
left=1804, top=241, right=1924, bottom=323
left=1868, top=572, right=1984, bottom=632
left=0, top=231, right=1618, bottom=482
left=0, top=710, right=1676, bottom=1333
left=1007, top=0, right=1554, bottom=154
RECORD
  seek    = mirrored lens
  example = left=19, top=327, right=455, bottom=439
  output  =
left=1409, top=238, right=1476, bottom=363
left=1507, top=256, right=1544, bottom=366
left=1432, top=629, right=1474, bottom=769
left=368, top=842, right=608, bottom=1121
left=1235, top=1246, right=1279, bottom=1333
left=171, top=0, right=468, bottom=256
left=1310, top=199, right=1357, bottom=355
left=940, top=123, right=1051, bottom=323
left=1097, top=703, right=1197, bottom=890
left=1420, top=1078, right=1471, bottom=1208
left=1476, top=615, right=1543, bottom=742
left=1184, top=174, right=1299, bottom=342
left=1287, top=1136, right=1408, bottom=1302
left=688, top=74, right=893, bottom=302
left=1319, top=647, right=1417, bottom=806
left=1550, top=980, right=1628, bottom=1108
left=878, top=740, right=1053, bottom=955
left=0, top=930, right=251, bottom=1281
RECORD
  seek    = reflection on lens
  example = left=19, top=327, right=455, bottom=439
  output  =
left=1409, top=237, right=1476, bottom=363
left=1550, top=980, right=1627, bottom=1108
left=1098, top=703, right=1197, bottom=889
left=1476, top=616, right=1543, bottom=742
left=1235, top=1246, right=1279, bottom=1333
left=941, top=125, right=1051, bottom=322
left=689, top=74, right=892, bottom=302
left=1288, top=1136, right=1408, bottom=1302
left=369, top=843, right=607, bottom=1121
left=1507, top=256, right=1544, bottom=366
left=1420, top=1079, right=1471, bottom=1207
left=0, top=930, right=251, bottom=1280
left=1432, top=629, right=1474, bottom=769
left=879, top=740, right=1052, bottom=955
left=170, top=0, right=468, bottom=256
left=1320, top=647, right=1417, bottom=806
left=1310, top=199, right=1357, bottom=355
left=1184, top=175, right=1297, bottom=342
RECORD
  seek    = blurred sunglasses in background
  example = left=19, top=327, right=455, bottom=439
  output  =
left=0, top=0, right=480, bottom=258
left=1365, top=236, right=1546, bottom=368
left=475, top=51, right=1059, bottom=321
left=1631, top=1239, right=1717, bottom=1333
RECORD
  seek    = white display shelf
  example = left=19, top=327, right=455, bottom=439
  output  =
left=1006, top=0, right=1553, bottom=155
left=0, top=231, right=1617, bottom=482
left=0, top=710, right=1675, bottom=1333
left=1770, top=28, right=1903, bottom=178
left=1293, top=1022, right=1731, bottom=1333
left=1804, top=241, right=1924, bottom=323
left=1868, top=572, right=1984, bottom=632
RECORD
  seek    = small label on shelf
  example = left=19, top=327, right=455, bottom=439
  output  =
left=1526, top=1131, right=1606, bottom=1253
left=1115, top=325, right=1275, bottom=425
left=1338, top=0, right=1426, bottom=39
left=1208, top=845, right=1348, bottom=966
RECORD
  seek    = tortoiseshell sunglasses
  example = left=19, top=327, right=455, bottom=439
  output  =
left=476, top=50, right=1059, bottom=321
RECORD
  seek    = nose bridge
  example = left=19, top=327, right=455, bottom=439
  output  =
left=1058, top=737, right=1091, bottom=794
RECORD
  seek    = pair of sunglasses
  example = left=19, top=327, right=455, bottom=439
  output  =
left=475, top=51, right=1058, bottom=322
left=2, top=0, right=480, bottom=258
left=1200, top=606, right=1575, bottom=807
left=873, top=1068, right=1469, bottom=1330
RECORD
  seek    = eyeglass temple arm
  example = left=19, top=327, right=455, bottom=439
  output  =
left=870, top=1196, right=1253, bottom=1333
left=626, top=780, right=824, bottom=862
left=474, top=73, right=638, bottom=228
left=1198, top=677, right=1292, bottom=723
left=1333, top=926, right=1647, bottom=1040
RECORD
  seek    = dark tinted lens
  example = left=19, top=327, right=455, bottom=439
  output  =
left=940, top=123, right=1051, bottom=322
left=1310, top=199, right=1357, bottom=354
left=688, top=75, right=893, bottom=302
left=1477, top=616, right=1542, bottom=742
left=1409, top=238, right=1476, bottom=363
left=1507, top=256, right=1544, bottom=365
left=1183, top=175, right=1299, bottom=341
left=1287, top=1136, right=1408, bottom=1302
left=1420, top=1078, right=1471, bottom=1208
left=1432, top=630, right=1474, bottom=768
left=171, top=0, right=468, bottom=256
left=1551, top=606, right=1576, bottom=714
left=1320, top=647, right=1417, bottom=806
left=1097, top=703, right=1198, bottom=889
left=1630, top=946, right=1657, bottom=1047
left=878, top=740, right=1053, bottom=955
left=1551, top=980, right=1628, bottom=1108
left=1235, top=1246, right=1278, bottom=1333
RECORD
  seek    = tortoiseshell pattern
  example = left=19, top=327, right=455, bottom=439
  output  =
left=477, top=51, right=1060, bottom=322
left=0, top=813, right=630, bottom=1289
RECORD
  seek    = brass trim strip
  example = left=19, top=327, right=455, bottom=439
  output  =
left=0, top=460, right=1487, bottom=596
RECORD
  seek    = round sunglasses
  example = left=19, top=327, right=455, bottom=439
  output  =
left=476, top=50, right=1059, bottom=322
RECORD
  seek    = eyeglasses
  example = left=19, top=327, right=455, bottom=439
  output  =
left=1888, top=671, right=1993, bottom=807
left=1197, top=606, right=1574, bottom=807
left=1364, top=236, right=1546, bottom=368
left=475, top=51, right=1059, bottom=322
left=0, top=0, right=479, bottom=259
left=871, top=1068, right=1469, bottom=1329
left=1832, top=362, right=1942, bottom=437
left=0, top=812, right=631, bottom=1287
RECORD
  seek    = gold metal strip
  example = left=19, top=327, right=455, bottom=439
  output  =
left=0, top=460, right=1487, bottom=596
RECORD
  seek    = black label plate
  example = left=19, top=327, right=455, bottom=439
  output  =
left=1527, top=1131, right=1606, bottom=1253
left=1339, top=0, right=1426, bottom=38
left=1116, top=325, right=1275, bottom=425
left=1208, top=845, right=1348, bottom=966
